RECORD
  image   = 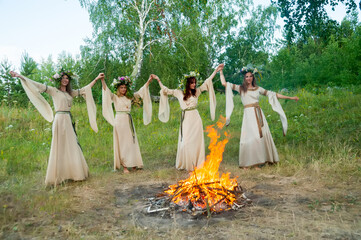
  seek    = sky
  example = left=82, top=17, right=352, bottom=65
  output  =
left=0, top=0, right=360, bottom=70
left=0, top=0, right=93, bottom=70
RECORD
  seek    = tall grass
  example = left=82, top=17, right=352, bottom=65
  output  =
left=1, top=86, right=360, bottom=238
left=0, top=86, right=360, bottom=190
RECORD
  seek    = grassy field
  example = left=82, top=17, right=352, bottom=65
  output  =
left=0, top=86, right=360, bottom=239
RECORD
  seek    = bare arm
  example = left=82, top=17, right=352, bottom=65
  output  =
left=152, top=74, right=164, bottom=88
left=89, top=73, right=104, bottom=88
left=10, top=71, right=25, bottom=80
left=145, top=74, right=153, bottom=87
left=276, top=93, right=299, bottom=102
left=133, top=75, right=153, bottom=99
left=220, top=69, right=226, bottom=87
left=10, top=71, right=47, bottom=92
left=207, top=63, right=224, bottom=82
left=101, top=77, right=107, bottom=90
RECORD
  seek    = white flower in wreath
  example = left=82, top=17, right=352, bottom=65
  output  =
left=111, top=79, right=118, bottom=87
left=53, top=73, right=60, bottom=79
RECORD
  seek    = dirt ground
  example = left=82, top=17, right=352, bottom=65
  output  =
left=1, top=169, right=361, bottom=239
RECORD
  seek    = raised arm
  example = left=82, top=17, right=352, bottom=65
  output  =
left=220, top=69, right=226, bottom=87
left=152, top=74, right=164, bottom=88
left=10, top=71, right=24, bottom=80
left=101, top=75, right=107, bottom=90
left=207, top=63, right=224, bottom=82
left=89, top=73, right=104, bottom=88
left=276, top=93, right=299, bottom=102
left=133, top=74, right=153, bottom=99
left=9, top=71, right=54, bottom=122
left=10, top=71, right=46, bottom=90
left=145, top=74, right=153, bottom=87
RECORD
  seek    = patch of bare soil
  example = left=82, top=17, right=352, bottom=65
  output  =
left=118, top=183, right=243, bottom=231
left=1, top=172, right=361, bottom=239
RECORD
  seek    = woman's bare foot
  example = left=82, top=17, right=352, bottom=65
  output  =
left=123, top=168, right=129, bottom=174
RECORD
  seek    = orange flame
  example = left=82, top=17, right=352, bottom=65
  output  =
left=165, top=116, right=239, bottom=212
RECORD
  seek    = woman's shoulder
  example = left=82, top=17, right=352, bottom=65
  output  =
left=248, top=86, right=260, bottom=91
left=173, top=89, right=184, bottom=97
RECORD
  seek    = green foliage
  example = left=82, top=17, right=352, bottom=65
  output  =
left=218, top=5, right=278, bottom=88
left=0, top=60, right=20, bottom=106
left=264, top=20, right=361, bottom=89
left=272, top=0, right=357, bottom=45
left=1, top=1, right=360, bottom=105
left=78, top=0, right=249, bottom=88
left=140, top=25, right=211, bottom=92
left=20, top=52, right=38, bottom=78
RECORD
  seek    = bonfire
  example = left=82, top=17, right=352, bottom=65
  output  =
left=147, top=116, right=249, bottom=217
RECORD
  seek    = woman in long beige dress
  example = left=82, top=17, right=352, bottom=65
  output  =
left=153, top=64, right=223, bottom=171
left=10, top=71, right=101, bottom=185
left=101, top=75, right=152, bottom=173
left=220, top=66, right=299, bottom=168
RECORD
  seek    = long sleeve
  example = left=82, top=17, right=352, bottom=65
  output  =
left=101, top=85, right=115, bottom=127
left=134, top=84, right=152, bottom=125
left=158, top=85, right=175, bottom=123
left=198, top=77, right=216, bottom=121
left=267, top=91, right=288, bottom=136
left=72, top=84, right=98, bottom=133
left=225, top=82, right=235, bottom=126
left=19, top=75, right=54, bottom=122
left=158, top=85, right=183, bottom=123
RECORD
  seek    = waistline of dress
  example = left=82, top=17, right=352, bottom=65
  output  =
left=181, top=107, right=197, bottom=112
left=244, top=103, right=259, bottom=108
left=116, top=111, right=131, bottom=114
left=55, top=111, right=71, bottom=114
left=244, top=102, right=264, bottom=138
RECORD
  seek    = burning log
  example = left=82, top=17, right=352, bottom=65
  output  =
left=147, top=116, right=251, bottom=217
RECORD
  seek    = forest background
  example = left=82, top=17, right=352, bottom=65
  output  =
left=1, top=0, right=360, bottom=104
left=1, top=0, right=361, bottom=238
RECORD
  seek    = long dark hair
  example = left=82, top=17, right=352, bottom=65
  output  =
left=183, top=77, right=197, bottom=101
left=239, top=72, right=257, bottom=94
left=61, top=73, right=73, bottom=96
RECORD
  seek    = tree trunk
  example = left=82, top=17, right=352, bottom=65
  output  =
left=130, top=36, right=144, bottom=86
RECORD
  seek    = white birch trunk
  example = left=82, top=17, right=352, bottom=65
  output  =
left=131, top=35, right=144, bottom=83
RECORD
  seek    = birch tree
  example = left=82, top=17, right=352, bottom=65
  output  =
left=79, top=0, right=175, bottom=86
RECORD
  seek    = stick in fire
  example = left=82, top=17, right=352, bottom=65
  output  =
left=163, top=115, right=250, bottom=214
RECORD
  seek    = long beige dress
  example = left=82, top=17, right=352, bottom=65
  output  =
left=226, top=83, right=287, bottom=167
left=102, top=84, right=152, bottom=169
left=158, top=78, right=216, bottom=171
left=19, top=75, right=98, bottom=185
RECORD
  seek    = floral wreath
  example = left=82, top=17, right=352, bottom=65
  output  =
left=49, top=68, right=79, bottom=86
left=111, top=76, right=134, bottom=96
left=240, top=65, right=263, bottom=82
left=177, top=70, right=203, bottom=89
left=51, top=69, right=77, bottom=82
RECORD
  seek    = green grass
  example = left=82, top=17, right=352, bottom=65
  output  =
left=1, top=86, right=360, bottom=180
left=0, top=86, right=360, bottom=238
